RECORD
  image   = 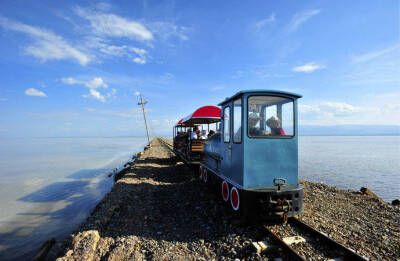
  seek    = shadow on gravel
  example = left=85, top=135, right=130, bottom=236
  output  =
left=138, top=156, right=180, bottom=165
left=90, top=157, right=268, bottom=248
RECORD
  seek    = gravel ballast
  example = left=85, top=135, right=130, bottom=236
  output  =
left=44, top=138, right=399, bottom=261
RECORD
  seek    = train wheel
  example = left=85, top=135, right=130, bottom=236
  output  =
left=230, top=186, right=240, bottom=211
left=202, top=168, right=208, bottom=183
left=199, top=166, right=203, bottom=180
left=221, top=181, right=229, bottom=202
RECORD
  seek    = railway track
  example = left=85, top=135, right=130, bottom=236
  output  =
left=262, top=217, right=369, bottom=260
left=157, top=138, right=369, bottom=260
left=157, top=137, right=173, bottom=151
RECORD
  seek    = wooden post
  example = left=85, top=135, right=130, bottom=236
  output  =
left=137, top=93, right=151, bottom=145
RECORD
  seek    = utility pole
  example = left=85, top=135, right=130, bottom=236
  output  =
left=137, top=93, right=151, bottom=145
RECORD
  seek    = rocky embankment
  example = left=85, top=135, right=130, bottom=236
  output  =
left=40, top=138, right=399, bottom=260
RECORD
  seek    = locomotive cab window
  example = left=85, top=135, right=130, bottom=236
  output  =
left=248, top=96, right=294, bottom=138
left=223, top=106, right=230, bottom=142
left=233, top=98, right=242, bottom=143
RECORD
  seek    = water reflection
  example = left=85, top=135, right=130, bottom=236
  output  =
left=0, top=137, right=147, bottom=261
left=0, top=168, right=113, bottom=261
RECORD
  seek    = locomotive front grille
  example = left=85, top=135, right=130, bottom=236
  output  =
left=257, top=189, right=303, bottom=218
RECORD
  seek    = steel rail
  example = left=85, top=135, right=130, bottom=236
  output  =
left=262, top=217, right=369, bottom=261
left=262, top=224, right=306, bottom=260
left=289, top=217, right=369, bottom=261
left=157, top=137, right=174, bottom=151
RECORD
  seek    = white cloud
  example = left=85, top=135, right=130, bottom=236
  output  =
left=344, top=43, right=400, bottom=86
left=299, top=104, right=320, bottom=114
left=98, top=44, right=149, bottom=64
left=300, top=102, right=366, bottom=125
left=105, top=88, right=117, bottom=99
left=61, top=77, right=113, bottom=102
left=133, top=57, right=146, bottom=64
left=288, top=9, right=320, bottom=32
left=255, top=13, right=276, bottom=31
left=232, top=68, right=293, bottom=79
left=96, top=2, right=112, bottom=12
left=68, top=6, right=188, bottom=65
left=211, top=85, right=225, bottom=91
left=299, top=98, right=400, bottom=125
left=300, top=102, right=360, bottom=116
left=318, top=102, right=359, bottom=115
left=85, top=77, right=108, bottom=89
left=160, top=73, right=174, bottom=81
left=24, top=88, right=47, bottom=97
left=351, top=43, right=400, bottom=64
left=0, top=17, right=90, bottom=65
left=131, top=47, right=147, bottom=56
left=148, top=21, right=189, bottom=41
left=86, top=107, right=141, bottom=118
left=61, top=77, right=81, bottom=85
left=83, top=89, right=105, bottom=102
left=75, top=7, right=153, bottom=41
left=148, top=118, right=179, bottom=130
left=99, top=45, right=128, bottom=56
left=232, top=70, right=245, bottom=79
left=292, top=63, right=324, bottom=73
left=62, top=77, right=108, bottom=89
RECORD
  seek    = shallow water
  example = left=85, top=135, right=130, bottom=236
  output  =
left=0, top=137, right=148, bottom=261
left=299, top=136, right=400, bottom=202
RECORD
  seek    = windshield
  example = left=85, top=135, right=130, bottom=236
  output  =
left=247, top=95, right=294, bottom=138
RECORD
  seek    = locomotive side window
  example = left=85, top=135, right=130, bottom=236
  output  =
left=248, top=96, right=294, bottom=138
left=281, top=102, right=294, bottom=136
left=233, top=98, right=242, bottom=143
left=223, top=106, right=230, bottom=142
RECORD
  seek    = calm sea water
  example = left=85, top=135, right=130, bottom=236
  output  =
left=0, top=136, right=398, bottom=260
left=0, top=137, right=148, bottom=261
left=299, top=136, right=400, bottom=202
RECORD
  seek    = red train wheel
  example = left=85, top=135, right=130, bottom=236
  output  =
left=230, top=186, right=240, bottom=211
left=221, top=181, right=229, bottom=202
left=202, top=168, right=208, bottom=183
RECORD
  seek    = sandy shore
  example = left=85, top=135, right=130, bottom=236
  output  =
left=37, top=138, right=399, bottom=260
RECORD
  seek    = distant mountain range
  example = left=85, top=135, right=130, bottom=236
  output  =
left=299, top=125, right=400, bottom=136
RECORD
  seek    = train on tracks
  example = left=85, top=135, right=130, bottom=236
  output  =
left=173, top=90, right=303, bottom=219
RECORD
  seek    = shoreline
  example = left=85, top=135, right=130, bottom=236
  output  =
left=35, top=138, right=399, bottom=260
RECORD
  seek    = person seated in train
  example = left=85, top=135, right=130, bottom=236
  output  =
left=266, top=116, right=285, bottom=135
left=196, top=129, right=201, bottom=138
left=208, top=129, right=215, bottom=137
left=199, top=130, right=208, bottom=139
left=248, top=113, right=265, bottom=136
left=190, top=126, right=199, bottom=139
left=232, top=112, right=261, bottom=139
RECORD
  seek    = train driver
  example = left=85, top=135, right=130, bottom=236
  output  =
left=248, top=113, right=265, bottom=136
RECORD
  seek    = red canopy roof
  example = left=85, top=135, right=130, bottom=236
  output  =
left=182, top=106, right=221, bottom=124
left=175, top=118, right=196, bottom=127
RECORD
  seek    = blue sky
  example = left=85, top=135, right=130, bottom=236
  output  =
left=0, top=0, right=399, bottom=137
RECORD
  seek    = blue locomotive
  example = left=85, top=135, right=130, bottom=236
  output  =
left=173, top=90, right=303, bottom=218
